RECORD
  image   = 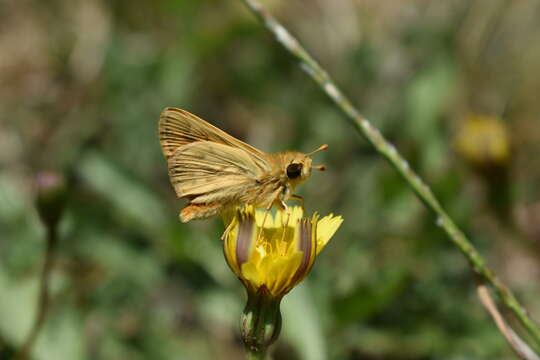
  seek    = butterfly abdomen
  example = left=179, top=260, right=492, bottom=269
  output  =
left=180, top=203, right=224, bottom=222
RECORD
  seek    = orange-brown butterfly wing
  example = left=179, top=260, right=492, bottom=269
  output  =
left=168, top=141, right=261, bottom=198
left=159, top=107, right=268, bottom=168
left=168, top=141, right=274, bottom=221
left=159, top=107, right=282, bottom=221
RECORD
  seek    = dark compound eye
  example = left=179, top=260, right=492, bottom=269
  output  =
left=286, top=163, right=303, bottom=179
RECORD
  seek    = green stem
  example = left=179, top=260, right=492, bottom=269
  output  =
left=240, top=0, right=540, bottom=348
left=15, top=226, right=58, bottom=360
left=241, top=288, right=282, bottom=359
left=246, top=349, right=266, bottom=360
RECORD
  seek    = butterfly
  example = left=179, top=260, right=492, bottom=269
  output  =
left=159, top=107, right=327, bottom=222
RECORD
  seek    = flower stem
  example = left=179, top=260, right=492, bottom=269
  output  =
left=240, top=0, right=540, bottom=349
left=246, top=349, right=266, bottom=360
left=15, top=226, right=58, bottom=360
left=15, top=172, right=67, bottom=359
left=241, top=288, right=282, bottom=359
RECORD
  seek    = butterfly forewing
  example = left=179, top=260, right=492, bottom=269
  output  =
left=160, top=108, right=279, bottom=221
left=159, top=107, right=269, bottom=171
left=168, top=141, right=262, bottom=199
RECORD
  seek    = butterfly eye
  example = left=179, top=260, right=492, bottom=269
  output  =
left=286, top=163, right=303, bottom=179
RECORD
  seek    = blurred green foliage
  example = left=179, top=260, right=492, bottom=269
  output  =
left=2, top=0, right=540, bottom=359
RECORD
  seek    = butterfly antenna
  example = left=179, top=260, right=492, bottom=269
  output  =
left=307, top=144, right=328, bottom=171
left=306, top=144, right=328, bottom=156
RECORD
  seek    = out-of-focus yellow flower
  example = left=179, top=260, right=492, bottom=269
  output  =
left=455, top=114, right=513, bottom=221
left=223, top=206, right=343, bottom=299
left=454, top=114, right=511, bottom=166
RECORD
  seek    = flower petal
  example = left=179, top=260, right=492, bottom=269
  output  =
left=315, top=214, right=343, bottom=255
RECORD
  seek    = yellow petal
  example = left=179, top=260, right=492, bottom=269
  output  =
left=264, top=252, right=303, bottom=297
left=223, top=216, right=241, bottom=275
left=315, top=214, right=343, bottom=255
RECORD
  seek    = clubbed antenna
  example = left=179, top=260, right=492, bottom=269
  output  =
left=306, top=144, right=328, bottom=156
left=308, top=144, right=328, bottom=171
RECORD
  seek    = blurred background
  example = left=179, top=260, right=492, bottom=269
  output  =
left=2, top=0, right=540, bottom=359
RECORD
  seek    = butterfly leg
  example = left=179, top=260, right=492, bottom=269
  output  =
left=257, top=202, right=275, bottom=242
left=257, top=189, right=286, bottom=242
left=261, top=202, right=273, bottom=228
left=220, top=220, right=234, bottom=241
left=280, top=200, right=290, bottom=220
left=279, top=199, right=293, bottom=243
left=290, top=194, right=304, bottom=210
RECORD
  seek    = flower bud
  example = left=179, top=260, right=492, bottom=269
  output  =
left=35, top=171, right=68, bottom=230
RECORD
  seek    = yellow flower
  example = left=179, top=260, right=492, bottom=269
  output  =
left=223, top=206, right=343, bottom=299
left=454, top=114, right=511, bottom=166
left=223, top=205, right=342, bottom=355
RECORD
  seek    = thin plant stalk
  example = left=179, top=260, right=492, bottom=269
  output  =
left=15, top=226, right=58, bottom=360
left=239, top=0, right=540, bottom=348
left=246, top=350, right=266, bottom=360
left=16, top=171, right=66, bottom=360
left=476, top=277, right=540, bottom=360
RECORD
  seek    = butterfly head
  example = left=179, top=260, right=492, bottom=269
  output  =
left=285, top=156, right=312, bottom=182
left=282, top=144, right=327, bottom=185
